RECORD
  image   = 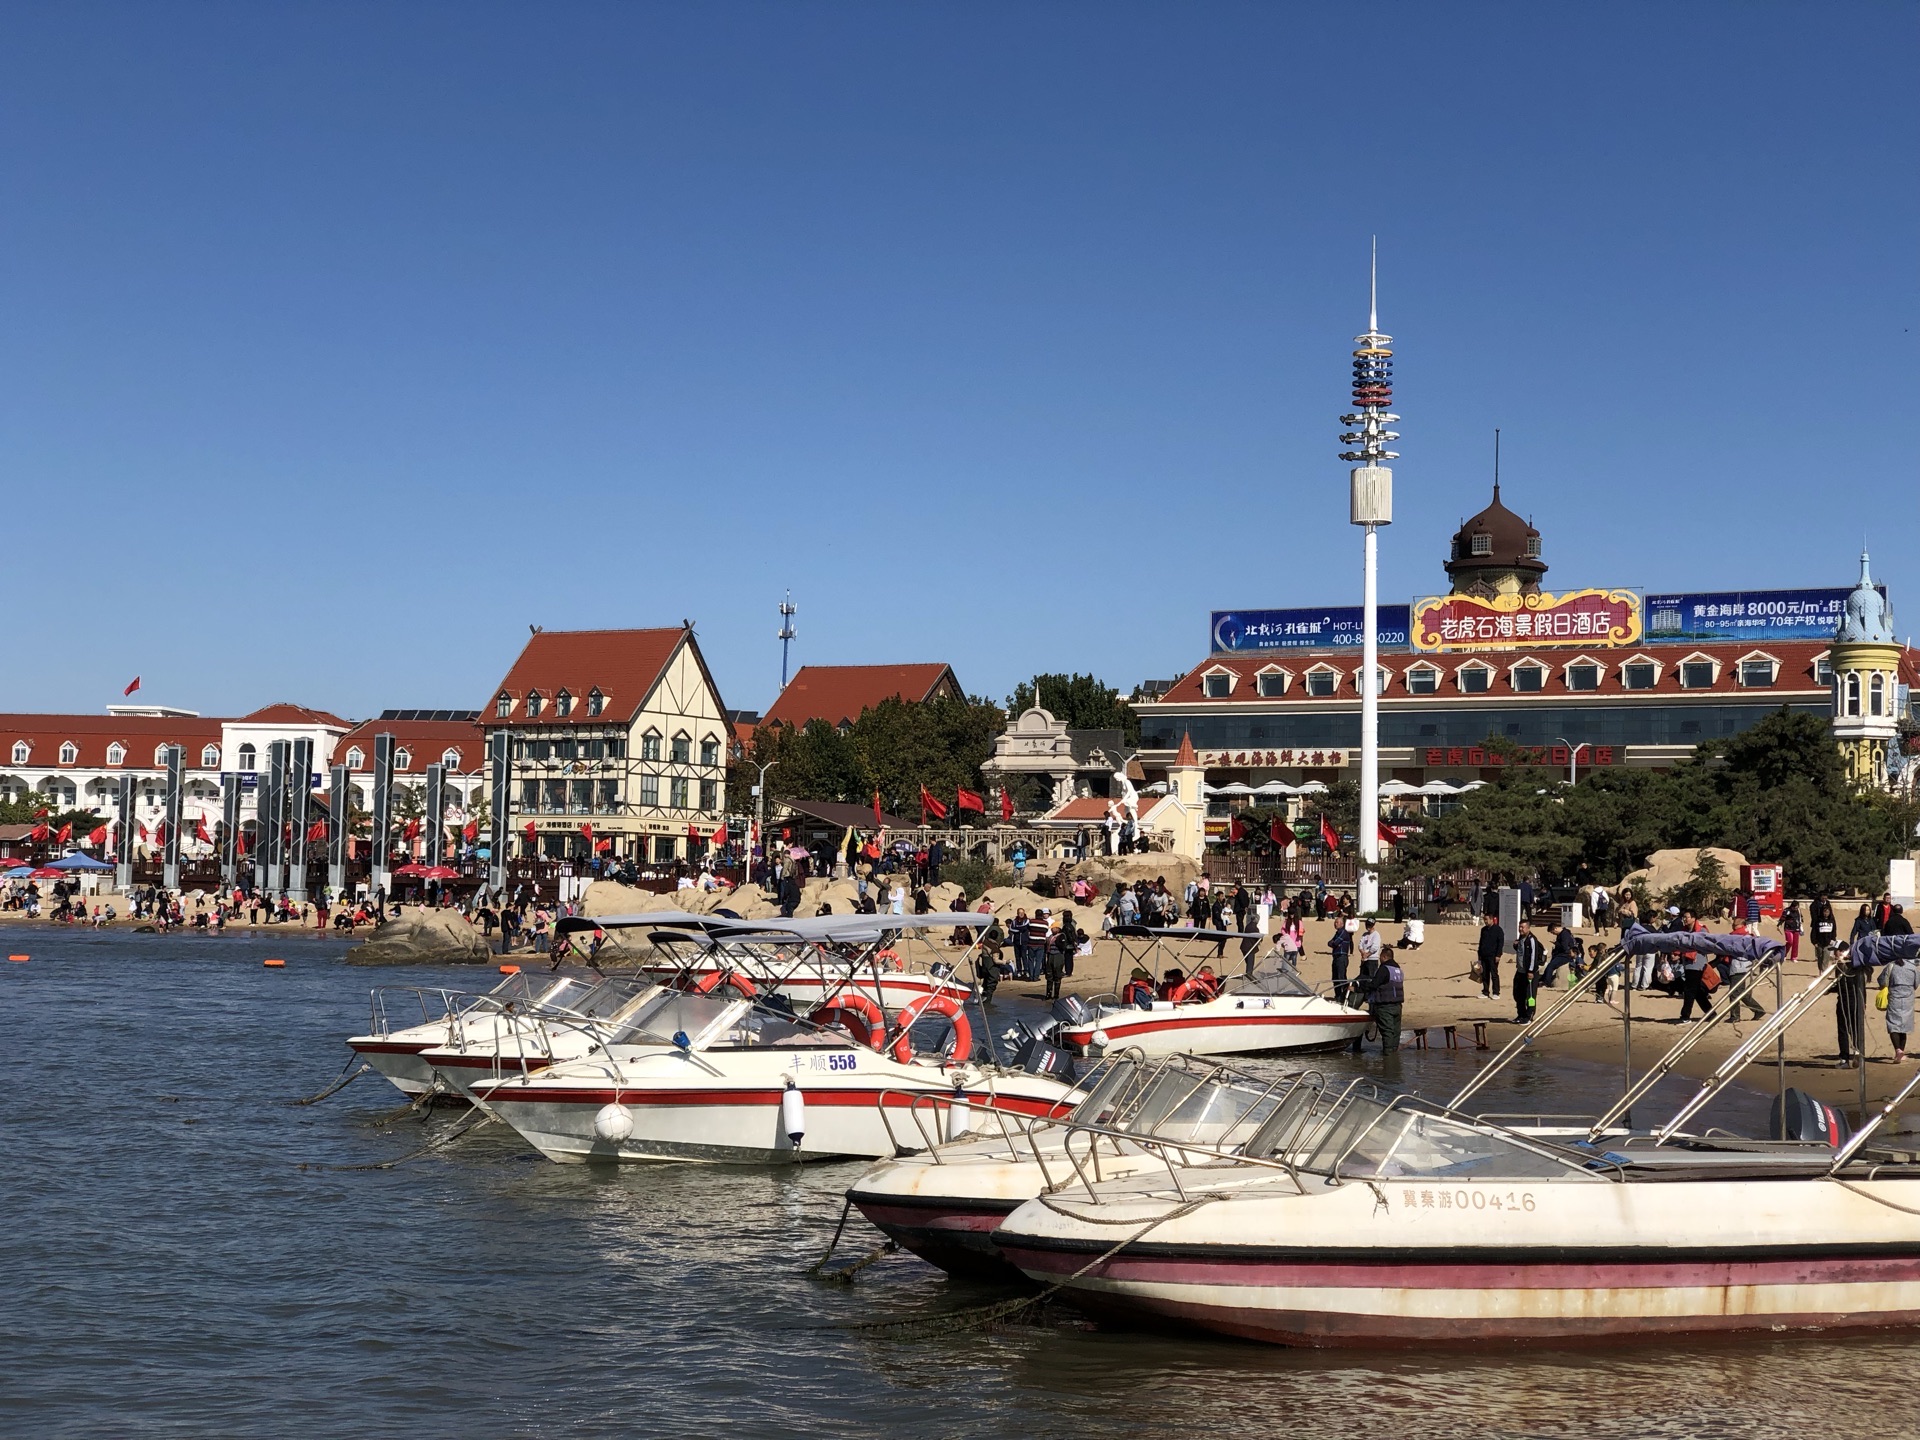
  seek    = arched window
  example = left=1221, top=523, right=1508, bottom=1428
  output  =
left=395, top=748, right=412, bottom=770
left=58, top=741, right=78, bottom=765
left=154, top=745, right=169, bottom=766
left=495, top=693, right=512, bottom=718
left=238, top=743, right=257, bottom=771
left=201, top=745, right=220, bottom=768
left=1845, top=673, right=1861, bottom=717
left=345, top=747, right=364, bottom=769
left=10, top=741, right=27, bottom=765
left=1870, top=673, right=1886, bottom=717
left=442, top=748, right=462, bottom=770
left=106, top=743, right=125, bottom=765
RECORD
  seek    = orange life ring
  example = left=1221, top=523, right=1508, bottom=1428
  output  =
left=808, top=993, right=887, bottom=1050
left=886, top=993, right=972, bottom=1065
left=681, top=968, right=758, bottom=998
left=875, top=948, right=903, bottom=972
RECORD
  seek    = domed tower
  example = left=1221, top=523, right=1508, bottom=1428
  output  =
left=1830, top=550, right=1901, bottom=789
left=1445, top=484, right=1547, bottom=599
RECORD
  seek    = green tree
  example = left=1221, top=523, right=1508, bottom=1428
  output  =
left=1005, top=673, right=1140, bottom=744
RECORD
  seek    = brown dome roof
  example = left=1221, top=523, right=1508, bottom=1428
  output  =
left=1445, top=484, right=1546, bottom=582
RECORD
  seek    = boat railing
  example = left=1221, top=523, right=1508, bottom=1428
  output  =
left=1449, top=945, right=1620, bottom=1109
left=873, top=1084, right=1010, bottom=1157
left=367, top=985, right=465, bottom=1037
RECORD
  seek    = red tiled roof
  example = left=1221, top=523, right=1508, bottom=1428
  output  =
left=485, top=627, right=690, bottom=728
left=0, top=713, right=227, bottom=770
left=335, top=718, right=486, bottom=774
left=763, top=664, right=959, bottom=730
left=1155, top=639, right=1869, bottom=705
left=236, top=703, right=351, bottom=728
left=1047, top=794, right=1168, bottom=823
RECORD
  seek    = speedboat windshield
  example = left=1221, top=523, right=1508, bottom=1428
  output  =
left=602, top=991, right=740, bottom=1047
left=1302, top=1098, right=1590, bottom=1182
left=1229, top=959, right=1316, bottom=1000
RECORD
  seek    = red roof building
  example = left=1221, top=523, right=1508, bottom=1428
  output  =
left=762, top=663, right=963, bottom=731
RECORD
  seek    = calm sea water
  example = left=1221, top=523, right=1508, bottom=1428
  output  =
left=3, top=928, right=1909, bottom=1439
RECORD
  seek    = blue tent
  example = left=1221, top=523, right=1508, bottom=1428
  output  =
left=1850, top=933, right=1920, bottom=969
left=1618, top=923, right=1784, bottom=964
left=47, top=853, right=113, bottom=872
left=3, top=864, right=33, bottom=879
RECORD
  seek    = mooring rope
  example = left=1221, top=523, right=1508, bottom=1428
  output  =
left=288, top=1057, right=372, bottom=1106
left=303, top=1108, right=496, bottom=1173
left=834, top=1193, right=1220, bottom=1338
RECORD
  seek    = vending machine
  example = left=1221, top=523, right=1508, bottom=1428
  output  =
left=1740, top=863, right=1784, bottom=920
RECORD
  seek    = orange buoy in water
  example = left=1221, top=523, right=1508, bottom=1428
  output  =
left=499, top=964, right=521, bottom=974
left=8, top=954, right=26, bottom=963
left=263, top=959, right=286, bottom=968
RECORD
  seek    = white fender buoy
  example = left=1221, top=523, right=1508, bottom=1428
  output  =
left=781, top=1081, right=806, bottom=1150
left=1091, top=1029, right=1111, bottom=1048
left=946, top=1086, right=972, bottom=1141
left=593, top=1103, right=634, bottom=1142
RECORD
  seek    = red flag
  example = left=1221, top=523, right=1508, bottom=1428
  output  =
left=1268, top=817, right=1293, bottom=849
left=307, top=819, right=327, bottom=843
left=999, top=788, right=1014, bottom=822
left=193, top=817, right=210, bottom=844
left=1319, top=814, right=1340, bottom=852
left=595, top=838, right=612, bottom=853
left=30, top=822, right=49, bottom=842
left=33, top=807, right=47, bottom=819
left=1226, top=815, right=1244, bottom=844
left=581, top=823, right=593, bottom=843
left=123, top=676, right=141, bottom=696
left=403, top=818, right=421, bottom=842
left=136, top=822, right=148, bottom=840
left=872, top=790, right=883, bottom=827
left=88, top=826, right=107, bottom=846
left=1378, top=820, right=1409, bottom=846
left=152, top=822, right=167, bottom=848
left=235, top=828, right=248, bottom=856
left=463, top=820, right=478, bottom=842
left=919, top=785, right=948, bottom=821
left=956, top=787, right=985, bottom=813
left=523, top=820, right=536, bottom=841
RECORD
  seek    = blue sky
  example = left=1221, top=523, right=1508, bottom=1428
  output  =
left=2, top=2, right=1913, bottom=719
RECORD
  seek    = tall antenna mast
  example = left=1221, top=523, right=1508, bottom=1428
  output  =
left=777, top=592, right=797, bottom=688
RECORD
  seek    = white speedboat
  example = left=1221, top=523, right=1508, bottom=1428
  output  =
left=847, top=1054, right=1298, bottom=1278
left=417, top=971, right=663, bottom=1099
left=470, top=984, right=1078, bottom=1164
left=347, top=969, right=609, bottom=1097
left=1050, top=942, right=1369, bottom=1058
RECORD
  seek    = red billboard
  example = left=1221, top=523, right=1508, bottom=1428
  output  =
left=1411, top=588, right=1643, bottom=651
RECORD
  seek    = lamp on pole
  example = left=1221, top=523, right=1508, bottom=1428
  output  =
left=1556, top=738, right=1591, bottom=787
left=751, top=759, right=778, bottom=882
left=1341, top=242, right=1399, bottom=916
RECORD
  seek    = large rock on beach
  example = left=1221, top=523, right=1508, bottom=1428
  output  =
left=1619, top=847, right=1749, bottom=906
left=345, top=906, right=491, bottom=966
left=1073, top=853, right=1200, bottom=891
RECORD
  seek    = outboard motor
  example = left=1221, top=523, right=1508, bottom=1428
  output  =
left=1770, top=1087, right=1851, bottom=1148
left=1050, top=995, right=1095, bottom=1027
left=1022, top=1039, right=1076, bottom=1083
left=996, top=1020, right=1040, bottom=1069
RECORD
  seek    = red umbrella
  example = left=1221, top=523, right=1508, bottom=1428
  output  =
left=28, top=867, right=66, bottom=879
left=393, top=863, right=460, bottom=881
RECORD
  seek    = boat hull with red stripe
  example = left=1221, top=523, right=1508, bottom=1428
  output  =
left=639, top=960, right=967, bottom=1013
left=995, top=1173, right=1920, bottom=1344
left=1056, top=994, right=1368, bottom=1058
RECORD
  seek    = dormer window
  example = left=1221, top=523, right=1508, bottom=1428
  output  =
left=8, top=741, right=26, bottom=764
left=1737, top=654, right=1779, bottom=688
left=1405, top=664, right=1440, bottom=695
left=1352, top=666, right=1392, bottom=695
left=525, top=692, right=543, bottom=718
left=1203, top=670, right=1234, bottom=698
left=154, top=745, right=170, bottom=766
left=1457, top=663, right=1493, bottom=694
left=58, top=741, right=78, bottom=765
left=1255, top=667, right=1290, bottom=698
left=395, top=748, right=413, bottom=770
left=201, top=745, right=220, bottom=768
left=1470, top=533, right=1492, bottom=557
left=670, top=732, right=691, bottom=764
left=555, top=690, right=573, bottom=717
left=442, top=748, right=462, bottom=770
left=1304, top=666, right=1340, bottom=698
left=106, top=743, right=125, bottom=765
left=1566, top=661, right=1601, bottom=692
left=495, top=693, right=512, bottom=718
left=1620, top=657, right=1660, bottom=691
left=1679, top=655, right=1719, bottom=689
left=587, top=688, right=604, bottom=717
left=1815, top=654, right=1834, bottom=685
left=346, top=747, right=364, bottom=769
left=1511, top=662, right=1547, bottom=693
left=1524, top=535, right=1541, bottom=558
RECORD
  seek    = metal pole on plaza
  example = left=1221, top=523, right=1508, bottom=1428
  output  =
left=1342, top=241, right=1398, bottom=915
left=487, top=729, right=511, bottom=900
left=251, top=757, right=271, bottom=893
left=266, top=740, right=290, bottom=895
left=425, top=763, right=446, bottom=868
left=287, top=738, right=313, bottom=905
left=115, top=774, right=136, bottom=894
left=327, top=763, right=349, bottom=895
left=220, top=773, right=240, bottom=889
left=161, top=745, right=184, bottom=891
left=371, top=733, right=395, bottom=903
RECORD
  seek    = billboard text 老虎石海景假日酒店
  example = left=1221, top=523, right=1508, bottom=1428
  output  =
left=1212, top=605, right=1412, bottom=654
left=1410, top=589, right=1643, bottom=651
left=1644, top=587, right=1881, bottom=644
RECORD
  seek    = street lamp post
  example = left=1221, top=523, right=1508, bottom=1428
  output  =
left=1556, top=738, right=1592, bottom=786
left=1341, top=243, right=1399, bottom=916
left=751, top=760, right=778, bottom=883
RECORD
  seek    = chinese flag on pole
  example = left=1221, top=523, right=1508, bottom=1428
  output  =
left=33, top=807, right=47, bottom=819
left=307, top=819, right=327, bottom=843
left=1378, top=820, right=1409, bottom=846
left=463, top=820, right=478, bottom=843
left=1319, top=814, right=1340, bottom=852
left=956, top=788, right=985, bottom=813
left=56, top=822, right=72, bottom=843
left=595, top=838, right=612, bottom=853
left=136, top=822, right=148, bottom=841
left=193, top=817, right=210, bottom=845
left=30, top=822, right=49, bottom=842
left=872, top=790, right=883, bottom=827
left=999, top=788, right=1014, bottom=822
left=581, top=823, right=593, bottom=843
left=522, top=820, right=536, bottom=841
left=1226, top=815, right=1244, bottom=844
left=919, top=785, right=948, bottom=821
left=123, top=677, right=140, bottom=696
left=1269, top=817, right=1293, bottom=848
left=89, top=826, right=107, bottom=846
left=403, top=818, right=421, bottom=843
left=235, top=828, right=248, bottom=856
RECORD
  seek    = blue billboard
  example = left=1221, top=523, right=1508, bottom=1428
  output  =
left=1643, top=587, right=1880, bottom=645
left=1212, top=605, right=1412, bottom=654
